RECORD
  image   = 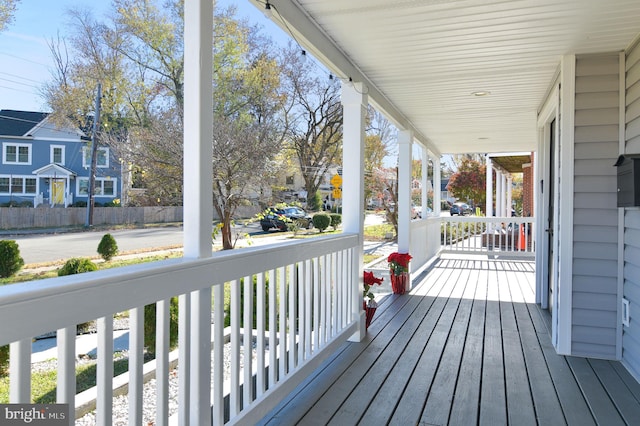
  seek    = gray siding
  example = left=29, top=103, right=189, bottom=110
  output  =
left=623, top=41, right=640, bottom=379
left=572, top=54, right=620, bottom=359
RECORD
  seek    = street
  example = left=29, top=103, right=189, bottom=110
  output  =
left=6, top=213, right=388, bottom=265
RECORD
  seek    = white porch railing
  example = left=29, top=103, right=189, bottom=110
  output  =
left=0, top=234, right=360, bottom=425
left=440, top=216, right=535, bottom=257
left=34, top=193, right=43, bottom=207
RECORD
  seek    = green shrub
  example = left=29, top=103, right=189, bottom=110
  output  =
left=144, top=297, right=179, bottom=356
left=308, top=192, right=322, bottom=211
left=0, top=345, right=8, bottom=376
left=329, top=213, right=342, bottom=230
left=97, top=234, right=118, bottom=261
left=57, top=258, right=98, bottom=276
left=0, top=240, right=24, bottom=278
left=57, top=258, right=98, bottom=333
left=224, top=276, right=271, bottom=329
left=312, top=213, right=331, bottom=232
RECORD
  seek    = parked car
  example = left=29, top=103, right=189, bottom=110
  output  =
left=450, top=202, right=472, bottom=216
left=260, top=206, right=314, bottom=231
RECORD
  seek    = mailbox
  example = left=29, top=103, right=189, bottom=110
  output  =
left=614, top=154, right=640, bottom=207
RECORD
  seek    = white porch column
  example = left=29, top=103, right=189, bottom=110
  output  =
left=507, top=175, right=513, bottom=217
left=486, top=156, right=493, bottom=217
left=183, top=0, right=213, bottom=423
left=496, top=169, right=503, bottom=217
left=421, top=149, right=428, bottom=217
left=501, top=171, right=507, bottom=217
left=397, top=130, right=412, bottom=280
left=434, top=154, right=441, bottom=216
left=342, top=82, right=368, bottom=342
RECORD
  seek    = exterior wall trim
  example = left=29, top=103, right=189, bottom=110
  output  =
left=536, top=84, right=558, bottom=311
left=617, top=51, right=626, bottom=359
left=557, top=54, right=576, bottom=355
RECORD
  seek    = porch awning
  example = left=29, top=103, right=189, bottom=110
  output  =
left=490, top=154, right=532, bottom=174
left=32, top=163, right=77, bottom=178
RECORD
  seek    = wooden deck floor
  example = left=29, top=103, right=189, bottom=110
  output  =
left=259, top=257, right=640, bottom=426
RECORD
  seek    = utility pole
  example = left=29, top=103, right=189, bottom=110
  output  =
left=86, top=82, right=102, bottom=227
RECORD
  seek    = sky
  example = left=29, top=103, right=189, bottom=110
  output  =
left=0, top=0, right=290, bottom=112
left=0, top=1, right=403, bottom=166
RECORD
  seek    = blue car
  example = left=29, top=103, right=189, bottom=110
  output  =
left=450, top=202, right=471, bottom=216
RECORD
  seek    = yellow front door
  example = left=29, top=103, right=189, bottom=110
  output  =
left=52, top=179, right=65, bottom=205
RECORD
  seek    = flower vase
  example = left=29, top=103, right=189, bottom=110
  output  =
left=390, top=271, right=408, bottom=294
left=365, top=305, right=377, bottom=329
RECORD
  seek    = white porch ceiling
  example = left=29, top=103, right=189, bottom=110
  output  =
left=249, top=0, right=640, bottom=155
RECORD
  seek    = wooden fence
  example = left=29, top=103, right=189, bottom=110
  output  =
left=0, top=206, right=261, bottom=230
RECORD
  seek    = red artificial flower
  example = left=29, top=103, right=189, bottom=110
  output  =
left=388, top=252, right=412, bottom=268
left=364, top=270, right=384, bottom=286
left=363, top=270, right=384, bottom=302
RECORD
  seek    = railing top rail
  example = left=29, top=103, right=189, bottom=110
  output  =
left=0, top=233, right=359, bottom=345
left=441, top=216, right=533, bottom=223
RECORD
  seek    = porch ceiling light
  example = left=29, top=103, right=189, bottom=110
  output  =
left=471, top=90, right=491, bottom=97
left=264, top=2, right=273, bottom=18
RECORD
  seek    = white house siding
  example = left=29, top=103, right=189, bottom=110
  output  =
left=572, top=54, right=620, bottom=359
left=623, top=41, right=640, bottom=379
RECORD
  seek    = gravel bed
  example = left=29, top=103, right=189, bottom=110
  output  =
left=29, top=314, right=257, bottom=424
left=74, top=341, right=255, bottom=425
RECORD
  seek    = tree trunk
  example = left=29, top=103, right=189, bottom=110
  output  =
left=221, top=214, right=233, bottom=250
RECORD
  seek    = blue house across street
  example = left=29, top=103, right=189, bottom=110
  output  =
left=0, top=109, right=121, bottom=207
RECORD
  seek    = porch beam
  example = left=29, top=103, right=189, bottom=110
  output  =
left=342, top=81, right=367, bottom=342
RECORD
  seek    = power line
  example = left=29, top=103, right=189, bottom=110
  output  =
left=0, top=50, right=50, bottom=67
left=0, top=84, right=35, bottom=95
left=0, top=71, right=42, bottom=84
left=0, top=76, right=40, bottom=89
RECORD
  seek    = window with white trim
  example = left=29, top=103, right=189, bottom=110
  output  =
left=51, top=145, right=65, bottom=165
left=0, top=175, right=37, bottom=194
left=82, top=146, right=109, bottom=168
left=77, top=177, right=116, bottom=196
left=3, top=143, right=32, bottom=165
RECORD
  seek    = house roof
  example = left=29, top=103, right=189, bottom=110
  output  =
left=251, top=0, right=640, bottom=155
left=0, top=110, right=49, bottom=137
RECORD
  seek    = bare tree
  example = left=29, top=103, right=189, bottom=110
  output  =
left=281, top=45, right=343, bottom=211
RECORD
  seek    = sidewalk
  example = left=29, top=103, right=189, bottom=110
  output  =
left=31, top=330, right=131, bottom=364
